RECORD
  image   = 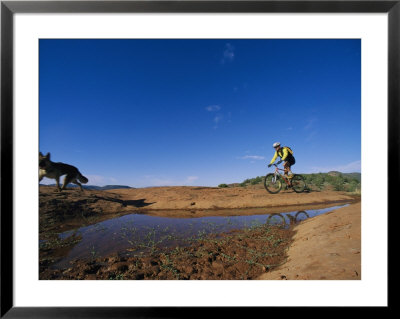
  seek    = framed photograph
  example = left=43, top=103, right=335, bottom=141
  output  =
left=1, top=0, right=395, bottom=316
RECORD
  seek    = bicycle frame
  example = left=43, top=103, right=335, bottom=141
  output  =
left=272, top=165, right=291, bottom=186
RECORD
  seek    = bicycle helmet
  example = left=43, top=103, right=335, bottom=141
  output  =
left=273, top=142, right=280, bottom=148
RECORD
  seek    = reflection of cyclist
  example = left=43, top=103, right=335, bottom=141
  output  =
left=268, top=142, right=296, bottom=178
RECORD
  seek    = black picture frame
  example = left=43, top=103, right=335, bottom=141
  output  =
left=1, top=1, right=395, bottom=317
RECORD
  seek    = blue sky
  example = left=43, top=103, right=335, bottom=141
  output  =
left=39, top=39, right=361, bottom=187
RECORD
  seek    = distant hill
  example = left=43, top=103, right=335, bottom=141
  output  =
left=327, top=171, right=361, bottom=181
left=343, top=172, right=361, bottom=182
left=40, top=184, right=133, bottom=190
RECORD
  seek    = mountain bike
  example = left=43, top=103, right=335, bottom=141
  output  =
left=264, top=163, right=306, bottom=194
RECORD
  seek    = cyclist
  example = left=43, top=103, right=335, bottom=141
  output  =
left=268, top=142, right=296, bottom=178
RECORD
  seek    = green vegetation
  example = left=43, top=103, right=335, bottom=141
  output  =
left=242, top=176, right=263, bottom=186
left=304, top=172, right=361, bottom=193
left=227, top=171, right=361, bottom=193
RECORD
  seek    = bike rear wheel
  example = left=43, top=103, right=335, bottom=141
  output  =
left=291, top=174, right=306, bottom=193
left=264, top=173, right=282, bottom=194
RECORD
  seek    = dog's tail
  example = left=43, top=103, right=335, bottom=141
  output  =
left=78, top=173, right=89, bottom=184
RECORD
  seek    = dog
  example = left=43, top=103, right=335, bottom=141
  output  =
left=39, top=152, right=88, bottom=191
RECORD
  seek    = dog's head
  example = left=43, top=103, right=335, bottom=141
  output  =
left=39, top=152, right=51, bottom=169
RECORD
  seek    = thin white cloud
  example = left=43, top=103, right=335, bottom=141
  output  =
left=305, top=130, right=317, bottom=142
left=213, top=115, right=224, bottom=129
left=186, top=176, right=199, bottom=183
left=214, top=115, right=223, bottom=124
left=205, top=105, right=227, bottom=129
left=304, top=118, right=318, bottom=141
left=143, top=176, right=174, bottom=186
left=310, top=160, right=361, bottom=173
left=304, top=118, right=318, bottom=130
left=205, top=105, right=221, bottom=112
left=143, top=175, right=199, bottom=186
left=221, top=43, right=235, bottom=64
left=238, top=155, right=266, bottom=160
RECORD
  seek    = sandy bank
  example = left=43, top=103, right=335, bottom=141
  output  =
left=106, top=186, right=355, bottom=211
left=257, top=202, right=361, bottom=280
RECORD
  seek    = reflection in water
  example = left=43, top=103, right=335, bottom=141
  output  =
left=266, top=211, right=310, bottom=226
left=51, top=204, right=348, bottom=269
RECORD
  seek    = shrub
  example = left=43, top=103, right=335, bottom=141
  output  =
left=332, top=176, right=345, bottom=191
left=250, top=176, right=263, bottom=185
left=347, top=180, right=361, bottom=193
left=314, top=176, right=325, bottom=190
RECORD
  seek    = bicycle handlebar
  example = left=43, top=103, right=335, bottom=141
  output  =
left=268, top=161, right=283, bottom=168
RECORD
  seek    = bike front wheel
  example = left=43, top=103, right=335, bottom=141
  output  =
left=264, top=173, right=282, bottom=194
left=291, top=174, right=306, bottom=193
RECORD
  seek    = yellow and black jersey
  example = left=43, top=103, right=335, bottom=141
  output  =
left=269, top=146, right=295, bottom=165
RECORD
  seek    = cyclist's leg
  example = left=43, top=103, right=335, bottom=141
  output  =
left=282, top=167, right=289, bottom=189
left=283, top=160, right=295, bottom=178
left=283, top=161, right=290, bottom=176
left=287, top=158, right=295, bottom=176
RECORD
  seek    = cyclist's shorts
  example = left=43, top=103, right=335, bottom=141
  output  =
left=284, top=157, right=295, bottom=167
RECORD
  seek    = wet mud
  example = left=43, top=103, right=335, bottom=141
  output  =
left=40, top=223, right=294, bottom=280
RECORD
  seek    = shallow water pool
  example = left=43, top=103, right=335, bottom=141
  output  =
left=50, top=204, right=348, bottom=269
